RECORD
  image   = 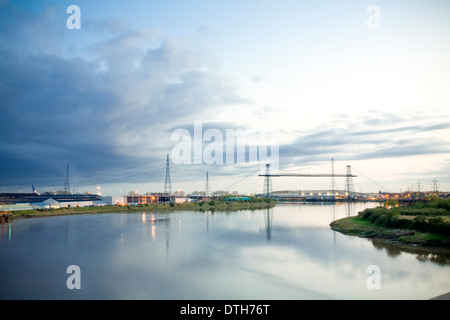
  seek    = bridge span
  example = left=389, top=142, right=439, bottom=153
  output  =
left=259, top=163, right=357, bottom=198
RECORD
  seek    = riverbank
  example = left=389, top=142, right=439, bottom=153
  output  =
left=330, top=205, right=450, bottom=248
left=5, top=200, right=276, bottom=220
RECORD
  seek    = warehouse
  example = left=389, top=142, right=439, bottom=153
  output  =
left=0, top=193, right=108, bottom=211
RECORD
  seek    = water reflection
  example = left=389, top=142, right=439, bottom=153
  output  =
left=204, top=211, right=211, bottom=232
left=369, top=238, right=450, bottom=265
left=264, top=208, right=273, bottom=241
left=139, top=212, right=171, bottom=255
left=1, top=204, right=449, bottom=300
left=0, top=221, right=14, bottom=242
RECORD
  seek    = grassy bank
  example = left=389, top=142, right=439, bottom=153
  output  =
left=8, top=198, right=276, bottom=220
left=330, top=203, right=450, bottom=248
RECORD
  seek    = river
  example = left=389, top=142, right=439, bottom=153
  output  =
left=0, top=202, right=449, bottom=300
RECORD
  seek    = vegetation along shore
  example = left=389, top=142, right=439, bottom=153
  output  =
left=330, top=197, right=450, bottom=248
left=4, top=197, right=276, bottom=220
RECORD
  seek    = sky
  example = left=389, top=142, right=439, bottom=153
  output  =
left=1, top=0, right=450, bottom=199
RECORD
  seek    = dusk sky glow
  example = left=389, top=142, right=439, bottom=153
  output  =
left=1, top=0, right=450, bottom=199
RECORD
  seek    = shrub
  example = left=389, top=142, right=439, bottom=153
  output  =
left=360, top=205, right=450, bottom=235
left=411, top=216, right=428, bottom=231
left=410, top=216, right=450, bottom=235
left=359, top=207, right=387, bottom=223
left=427, top=217, right=450, bottom=235
left=437, top=198, right=450, bottom=211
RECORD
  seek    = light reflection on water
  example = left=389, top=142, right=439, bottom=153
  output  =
left=0, top=202, right=449, bottom=300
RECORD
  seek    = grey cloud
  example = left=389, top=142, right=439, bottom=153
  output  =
left=82, top=19, right=130, bottom=35
left=277, top=116, right=450, bottom=170
left=352, top=144, right=450, bottom=161
left=0, top=3, right=65, bottom=55
left=346, top=123, right=450, bottom=137
left=0, top=13, right=246, bottom=190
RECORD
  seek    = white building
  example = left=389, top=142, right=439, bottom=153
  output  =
left=42, top=198, right=93, bottom=208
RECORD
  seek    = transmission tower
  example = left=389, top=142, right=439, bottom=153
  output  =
left=431, top=178, right=439, bottom=194
left=263, top=163, right=273, bottom=197
left=64, top=164, right=71, bottom=195
left=416, top=180, right=422, bottom=193
left=329, top=158, right=337, bottom=196
left=205, top=172, right=211, bottom=196
left=345, top=165, right=354, bottom=200
left=163, top=154, right=172, bottom=195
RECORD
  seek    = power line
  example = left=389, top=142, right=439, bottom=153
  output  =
left=352, top=167, right=391, bottom=193
left=224, top=167, right=263, bottom=192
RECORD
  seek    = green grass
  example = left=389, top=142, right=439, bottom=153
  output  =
left=330, top=216, right=403, bottom=238
left=330, top=216, right=374, bottom=235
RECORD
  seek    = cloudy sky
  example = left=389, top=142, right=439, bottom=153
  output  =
left=1, top=0, right=450, bottom=198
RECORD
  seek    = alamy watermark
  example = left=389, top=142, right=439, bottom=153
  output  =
left=366, top=265, right=381, bottom=289
left=66, top=5, right=81, bottom=30
left=170, top=121, right=279, bottom=170
left=66, top=265, right=81, bottom=290
left=367, top=5, right=381, bottom=30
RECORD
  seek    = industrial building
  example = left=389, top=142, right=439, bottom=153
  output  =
left=0, top=193, right=111, bottom=212
left=123, top=194, right=171, bottom=205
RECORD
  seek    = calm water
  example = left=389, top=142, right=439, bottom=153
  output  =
left=1, top=202, right=449, bottom=300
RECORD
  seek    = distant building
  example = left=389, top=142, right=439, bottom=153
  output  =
left=0, top=193, right=108, bottom=211
left=30, top=202, right=51, bottom=210
left=99, top=196, right=113, bottom=205
left=42, top=198, right=94, bottom=208
left=225, top=197, right=251, bottom=201
left=175, top=197, right=195, bottom=204
left=123, top=194, right=171, bottom=205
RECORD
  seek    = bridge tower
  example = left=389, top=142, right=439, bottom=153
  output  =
left=163, top=154, right=172, bottom=196
left=345, top=165, right=354, bottom=200
left=263, top=164, right=273, bottom=197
